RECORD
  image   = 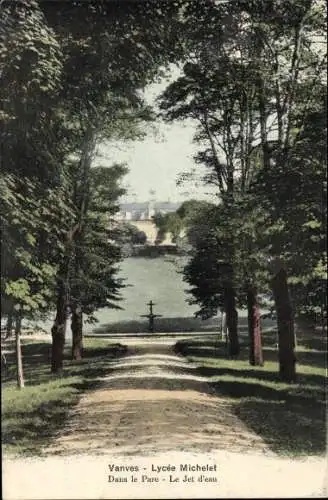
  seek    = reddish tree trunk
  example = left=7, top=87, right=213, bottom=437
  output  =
left=271, top=268, right=296, bottom=382
left=247, top=286, right=264, bottom=366
left=71, top=305, right=83, bottom=360
left=224, top=287, right=239, bottom=356
left=51, top=281, right=66, bottom=374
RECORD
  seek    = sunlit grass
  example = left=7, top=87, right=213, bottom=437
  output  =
left=175, top=330, right=326, bottom=456
left=190, top=355, right=325, bottom=378
left=2, top=337, right=126, bottom=457
left=3, top=378, right=81, bottom=456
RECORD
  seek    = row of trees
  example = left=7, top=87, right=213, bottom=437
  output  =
left=158, top=0, right=327, bottom=381
left=1, top=0, right=183, bottom=381
left=1, top=0, right=326, bottom=385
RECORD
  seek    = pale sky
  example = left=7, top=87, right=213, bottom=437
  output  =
left=97, top=73, right=218, bottom=203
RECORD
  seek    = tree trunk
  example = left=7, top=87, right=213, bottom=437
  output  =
left=247, top=286, right=264, bottom=366
left=224, top=287, right=239, bottom=356
left=220, top=309, right=227, bottom=341
left=257, top=76, right=271, bottom=171
left=271, top=268, right=296, bottom=382
left=71, top=305, right=83, bottom=360
left=51, top=279, right=66, bottom=374
left=15, top=312, right=24, bottom=388
left=6, top=309, right=14, bottom=338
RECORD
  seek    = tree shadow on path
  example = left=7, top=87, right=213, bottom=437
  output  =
left=175, top=338, right=326, bottom=456
left=46, top=343, right=269, bottom=457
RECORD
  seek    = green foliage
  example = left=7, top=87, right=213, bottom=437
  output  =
left=118, top=223, right=147, bottom=246
left=159, top=0, right=327, bottom=323
left=1, top=173, right=71, bottom=318
left=253, top=91, right=327, bottom=318
left=152, top=200, right=211, bottom=246
left=61, top=161, right=128, bottom=319
left=181, top=197, right=270, bottom=319
left=0, top=0, right=64, bottom=181
left=1, top=0, right=188, bottom=330
left=0, top=0, right=72, bottom=321
left=153, top=211, right=184, bottom=243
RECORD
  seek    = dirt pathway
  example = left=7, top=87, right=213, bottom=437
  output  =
left=4, top=337, right=326, bottom=498
left=46, top=337, right=268, bottom=456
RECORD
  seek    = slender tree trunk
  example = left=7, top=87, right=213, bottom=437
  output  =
left=257, top=75, right=271, bottom=171
left=71, top=305, right=83, bottom=360
left=224, top=286, right=239, bottom=356
left=68, top=132, right=96, bottom=362
left=51, top=278, right=66, bottom=374
left=220, top=309, right=227, bottom=341
left=6, top=309, right=14, bottom=338
left=247, top=286, right=264, bottom=366
left=202, top=113, right=225, bottom=194
left=271, top=268, right=296, bottom=382
left=15, top=311, right=24, bottom=388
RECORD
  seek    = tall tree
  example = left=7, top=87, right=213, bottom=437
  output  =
left=1, top=0, right=72, bottom=349
left=158, top=50, right=266, bottom=356
left=159, top=0, right=326, bottom=375
left=68, top=163, right=127, bottom=360
left=40, top=0, right=186, bottom=372
left=14, top=305, right=24, bottom=389
left=245, top=0, right=327, bottom=380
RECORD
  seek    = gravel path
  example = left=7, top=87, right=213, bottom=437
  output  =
left=45, top=339, right=268, bottom=457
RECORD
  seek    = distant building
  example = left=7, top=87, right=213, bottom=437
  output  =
left=114, top=201, right=181, bottom=222
left=112, top=201, right=182, bottom=245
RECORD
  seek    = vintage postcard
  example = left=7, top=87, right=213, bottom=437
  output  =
left=1, top=0, right=327, bottom=498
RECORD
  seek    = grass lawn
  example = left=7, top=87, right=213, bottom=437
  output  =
left=2, top=337, right=127, bottom=457
left=175, top=327, right=326, bottom=457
